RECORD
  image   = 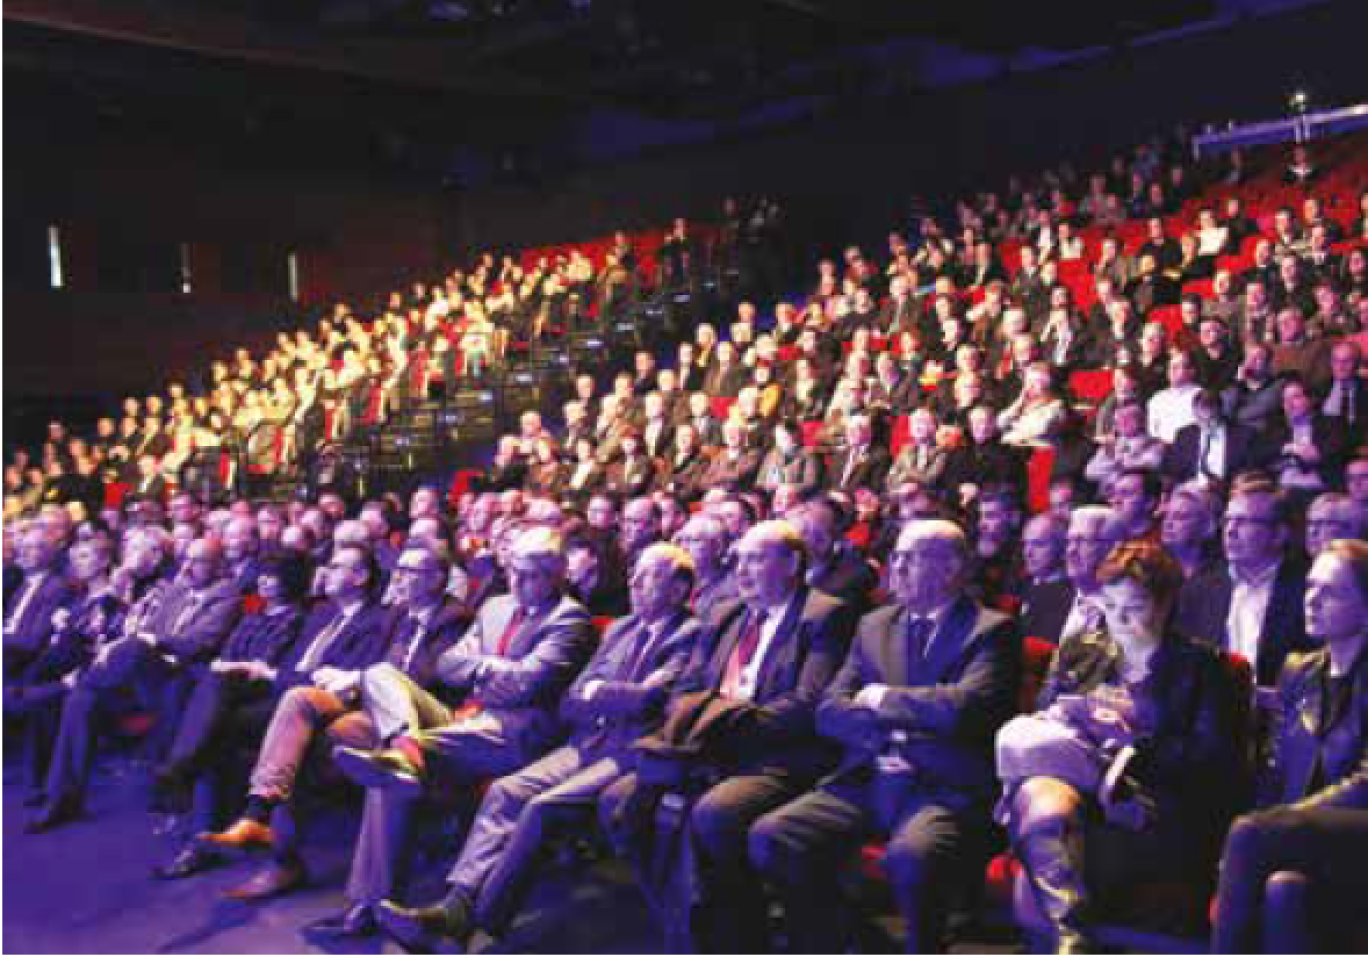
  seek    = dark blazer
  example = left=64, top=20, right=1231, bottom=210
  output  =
left=381, top=600, right=471, bottom=690
left=1019, top=578, right=1075, bottom=645
left=605, top=454, right=660, bottom=499
left=1319, top=377, right=1368, bottom=450
left=807, top=547, right=878, bottom=615
left=826, top=445, right=892, bottom=493
left=274, top=600, right=394, bottom=695
left=1263, top=413, right=1349, bottom=488
left=217, top=604, right=306, bottom=665
left=661, top=449, right=710, bottom=501
left=561, top=611, right=703, bottom=754
left=685, top=414, right=724, bottom=450
left=1038, top=628, right=1245, bottom=826
left=147, top=578, right=244, bottom=663
left=700, top=448, right=761, bottom=493
left=1174, top=557, right=1313, bottom=687
left=3, top=571, right=77, bottom=662
left=887, top=443, right=950, bottom=491
left=817, top=597, right=1020, bottom=798
left=435, top=593, right=596, bottom=757
left=1162, top=421, right=1265, bottom=486
left=702, top=363, right=747, bottom=399
left=672, top=587, right=857, bottom=779
left=755, top=448, right=823, bottom=493
left=1267, top=647, right=1368, bottom=808
left=640, top=420, right=676, bottom=460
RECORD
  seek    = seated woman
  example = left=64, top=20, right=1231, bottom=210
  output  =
left=150, top=555, right=310, bottom=877
left=995, top=541, right=1244, bottom=953
left=1211, top=539, right=1368, bottom=954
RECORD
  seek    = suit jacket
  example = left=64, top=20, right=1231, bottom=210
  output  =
left=1268, top=647, right=1368, bottom=808
left=817, top=597, right=1020, bottom=798
left=560, top=611, right=703, bottom=754
left=755, top=448, right=823, bottom=493
left=381, top=600, right=471, bottom=690
left=700, top=448, right=761, bottom=492
left=147, top=577, right=244, bottom=664
left=605, top=454, right=660, bottom=499
left=640, top=420, right=676, bottom=459
left=1319, top=377, right=1368, bottom=450
left=807, top=548, right=878, bottom=615
left=887, top=443, right=950, bottom=491
left=3, top=571, right=77, bottom=661
left=274, top=600, right=394, bottom=694
left=702, top=363, right=747, bottom=399
left=1174, top=558, right=1314, bottom=687
left=672, top=587, right=857, bottom=779
left=826, top=445, right=892, bottom=493
left=1162, top=421, right=1265, bottom=486
left=1019, top=578, right=1074, bottom=645
left=435, top=593, right=595, bottom=756
left=1264, top=413, right=1350, bottom=488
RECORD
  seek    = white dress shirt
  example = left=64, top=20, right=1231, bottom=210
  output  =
left=1147, top=383, right=1201, bottom=445
left=1226, top=562, right=1279, bottom=671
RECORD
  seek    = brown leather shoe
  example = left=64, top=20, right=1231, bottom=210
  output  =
left=223, top=860, right=306, bottom=901
left=196, top=818, right=274, bottom=852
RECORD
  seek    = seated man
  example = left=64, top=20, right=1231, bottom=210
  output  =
left=597, top=520, right=858, bottom=953
left=749, top=519, right=1020, bottom=952
left=29, top=537, right=242, bottom=831
left=368, top=543, right=702, bottom=948
left=322, top=527, right=595, bottom=926
left=1212, top=539, right=1368, bottom=953
left=194, top=542, right=466, bottom=898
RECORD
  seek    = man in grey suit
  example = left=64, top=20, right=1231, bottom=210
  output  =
left=368, top=543, right=702, bottom=949
left=324, top=527, right=596, bottom=927
left=749, top=520, right=1021, bottom=953
left=30, top=537, right=242, bottom=831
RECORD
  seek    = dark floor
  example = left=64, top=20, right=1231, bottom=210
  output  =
left=3, top=755, right=665, bottom=955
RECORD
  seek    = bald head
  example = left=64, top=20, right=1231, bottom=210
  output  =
left=890, top=520, right=969, bottom=611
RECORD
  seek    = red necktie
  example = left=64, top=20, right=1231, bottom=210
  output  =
left=721, top=610, right=765, bottom=697
left=495, top=607, right=525, bottom=657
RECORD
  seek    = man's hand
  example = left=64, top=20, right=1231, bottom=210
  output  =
left=854, top=684, right=889, bottom=710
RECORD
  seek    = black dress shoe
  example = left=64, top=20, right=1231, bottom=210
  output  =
left=152, top=844, right=222, bottom=880
left=303, top=902, right=377, bottom=939
left=333, top=747, right=424, bottom=797
left=25, top=796, right=82, bottom=834
left=375, top=897, right=472, bottom=952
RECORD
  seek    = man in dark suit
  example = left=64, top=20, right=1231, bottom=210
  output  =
left=325, top=528, right=596, bottom=921
left=1018, top=513, right=1074, bottom=644
left=1175, top=482, right=1313, bottom=687
left=1320, top=341, right=1368, bottom=452
left=699, top=420, right=761, bottom=493
left=682, top=392, right=723, bottom=449
left=639, top=393, right=676, bottom=460
left=29, top=537, right=243, bottom=831
left=789, top=496, right=877, bottom=615
left=1163, top=388, right=1264, bottom=488
left=755, top=420, right=824, bottom=495
left=368, top=544, right=703, bottom=948
left=3, top=522, right=76, bottom=675
left=749, top=519, right=1020, bottom=952
left=598, top=520, right=858, bottom=952
left=827, top=412, right=891, bottom=494
left=199, top=542, right=464, bottom=899
left=701, top=342, right=747, bottom=400
left=1213, top=540, right=1368, bottom=953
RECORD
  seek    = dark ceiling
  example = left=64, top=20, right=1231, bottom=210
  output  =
left=6, top=0, right=1223, bottom=177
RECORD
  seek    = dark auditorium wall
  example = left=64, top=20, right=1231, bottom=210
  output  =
left=452, top=0, right=1365, bottom=263
left=5, top=100, right=453, bottom=402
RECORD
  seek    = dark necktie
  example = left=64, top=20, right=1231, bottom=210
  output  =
left=396, top=614, right=430, bottom=674
left=905, top=616, right=935, bottom=675
left=618, top=620, right=658, bottom=684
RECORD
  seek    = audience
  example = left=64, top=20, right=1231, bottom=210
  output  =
left=4, top=127, right=1367, bottom=954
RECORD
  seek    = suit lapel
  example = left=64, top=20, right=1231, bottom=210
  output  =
left=708, top=604, right=750, bottom=687
left=754, top=591, right=806, bottom=698
left=920, top=598, right=976, bottom=683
